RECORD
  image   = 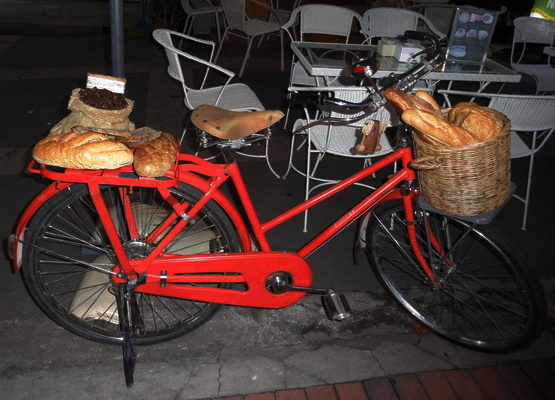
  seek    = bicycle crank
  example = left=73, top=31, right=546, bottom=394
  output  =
left=266, top=271, right=352, bottom=321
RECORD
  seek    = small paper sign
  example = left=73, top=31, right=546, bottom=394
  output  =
left=86, top=73, right=126, bottom=94
left=446, top=8, right=499, bottom=65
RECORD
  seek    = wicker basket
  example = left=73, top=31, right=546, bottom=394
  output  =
left=411, top=116, right=511, bottom=216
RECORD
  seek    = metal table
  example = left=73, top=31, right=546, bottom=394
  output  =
left=291, top=41, right=521, bottom=90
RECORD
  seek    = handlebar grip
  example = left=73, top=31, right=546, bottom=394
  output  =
left=403, top=30, right=427, bottom=41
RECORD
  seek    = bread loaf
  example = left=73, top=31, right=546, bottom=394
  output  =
left=384, top=87, right=416, bottom=112
left=448, top=102, right=506, bottom=141
left=33, top=131, right=133, bottom=169
left=414, top=90, right=441, bottom=110
left=133, top=132, right=179, bottom=177
left=402, top=109, right=479, bottom=147
left=384, top=87, right=441, bottom=114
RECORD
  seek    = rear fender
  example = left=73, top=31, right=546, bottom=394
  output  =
left=9, top=182, right=72, bottom=271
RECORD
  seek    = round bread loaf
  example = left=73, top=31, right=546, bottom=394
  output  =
left=133, top=132, right=179, bottom=177
left=33, top=131, right=133, bottom=169
left=448, top=102, right=506, bottom=141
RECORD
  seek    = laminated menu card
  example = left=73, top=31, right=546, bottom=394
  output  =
left=445, top=8, right=499, bottom=67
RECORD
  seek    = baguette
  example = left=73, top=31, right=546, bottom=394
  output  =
left=384, top=87, right=442, bottom=114
left=414, top=90, right=441, bottom=110
left=33, top=131, right=133, bottom=169
left=402, top=109, right=479, bottom=147
left=133, top=132, right=179, bottom=177
left=384, top=87, right=415, bottom=113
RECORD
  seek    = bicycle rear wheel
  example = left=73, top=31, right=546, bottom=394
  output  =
left=365, top=200, right=546, bottom=352
left=22, top=183, right=241, bottom=345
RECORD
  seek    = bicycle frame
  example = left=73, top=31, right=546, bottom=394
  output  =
left=11, top=142, right=437, bottom=309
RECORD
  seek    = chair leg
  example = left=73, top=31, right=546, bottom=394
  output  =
left=520, top=139, right=537, bottom=231
left=280, top=30, right=284, bottom=72
left=214, top=14, right=221, bottom=43
left=214, top=27, right=229, bottom=63
left=283, top=92, right=293, bottom=129
left=303, top=131, right=312, bottom=233
left=180, top=16, right=194, bottom=47
left=239, top=37, right=254, bottom=78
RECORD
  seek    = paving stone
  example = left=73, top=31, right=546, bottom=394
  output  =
left=443, top=369, right=487, bottom=400
left=495, top=364, right=544, bottom=400
left=283, top=344, right=382, bottom=387
left=416, top=335, right=498, bottom=369
left=334, top=381, right=368, bottom=400
left=245, top=394, right=276, bottom=400
left=519, top=359, right=555, bottom=399
left=214, top=397, right=244, bottom=400
left=469, top=367, right=518, bottom=400
left=416, top=371, right=458, bottom=400
left=218, top=356, right=285, bottom=398
left=305, top=385, right=338, bottom=400
left=390, top=374, right=428, bottom=400
left=372, top=341, right=452, bottom=376
left=275, top=388, right=307, bottom=400
left=362, top=377, right=398, bottom=400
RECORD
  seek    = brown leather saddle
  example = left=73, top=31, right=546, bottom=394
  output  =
left=191, top=104, right=284, bottom=140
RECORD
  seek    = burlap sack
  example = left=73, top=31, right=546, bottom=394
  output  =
left=49, top=88, right=135, bottom=136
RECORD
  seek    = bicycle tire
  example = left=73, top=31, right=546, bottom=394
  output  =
left=365, top=200, right=546, bottom=352
left=21, top=183, right=241, bottom=345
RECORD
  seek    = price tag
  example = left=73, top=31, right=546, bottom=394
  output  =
left=86, top=73, right=126, bottom=94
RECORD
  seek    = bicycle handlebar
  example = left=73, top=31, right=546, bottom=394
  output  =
left=294, top=31, right=443, bottom=119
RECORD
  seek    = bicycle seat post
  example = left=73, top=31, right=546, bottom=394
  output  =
left=220, top=145, right=236, bottom=165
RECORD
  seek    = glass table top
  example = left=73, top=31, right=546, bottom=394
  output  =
left=291, top=41, right=521, bottom=83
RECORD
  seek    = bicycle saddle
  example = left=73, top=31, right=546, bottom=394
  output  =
left=191, top=105, right=284, bottom=140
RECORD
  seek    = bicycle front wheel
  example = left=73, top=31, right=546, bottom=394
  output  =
left=365, top=200, right=546, bottom=352
left=22, top=183, right=241, bottom=345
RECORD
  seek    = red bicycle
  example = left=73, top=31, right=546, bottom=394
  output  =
left=7, top=32, right=546, bottom=385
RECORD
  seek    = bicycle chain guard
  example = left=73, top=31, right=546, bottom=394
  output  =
left=135, top=252, right=313, bottom=308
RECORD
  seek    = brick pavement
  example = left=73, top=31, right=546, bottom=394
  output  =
left=204, top=358, right=555, bottom=400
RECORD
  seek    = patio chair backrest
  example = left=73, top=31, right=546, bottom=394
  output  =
left=282, top=4, right=364, bottom=42
left=513, top=16, right=555, bottom=46
left=152, top=29, right=234, bottom=110
left=362, top=7, right=445, bottom=43
left=219, top=0, right=248, bottom=32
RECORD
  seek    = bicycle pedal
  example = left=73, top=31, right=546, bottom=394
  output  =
left=321, top=290, right=352, bottom=321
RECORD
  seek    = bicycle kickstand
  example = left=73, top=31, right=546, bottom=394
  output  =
left=115, top=282, right=137, bottom=387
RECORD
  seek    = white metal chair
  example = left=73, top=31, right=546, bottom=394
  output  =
left=180, top=0, right=224, bottom=43
left=152, top=29, right=280, bottom=176
left=215, top=0, right=285, bottom=77
left=361, top=7, right=445, bottom=44
left=406, top=4, right=466, bottom=37
left=268, top=0, right=302, bottom=27
left=280, top=4, right=366, bottom=128
left=510, top=16, right=555, bottom=94
left=439, top=89, right=555, bottom=230
left=288, top=87, right=398, bottom=231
